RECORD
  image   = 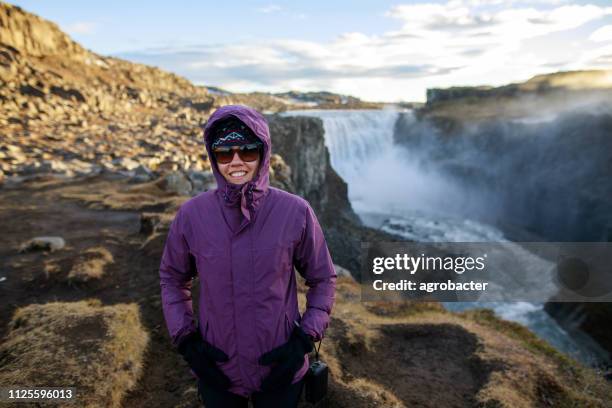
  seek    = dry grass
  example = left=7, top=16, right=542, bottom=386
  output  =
left=295, top=276, right=612, bottom=408
left=461, top=309, right=612, bottom=408
left=67, top=246, right=114, bottom=282
left=59, top=177, right=187, bottom=212
left=43, top=259, right=62, bottom=277
left=0, top=299, right=149, bottom=407
left=61, top=190, right=183, bottom=212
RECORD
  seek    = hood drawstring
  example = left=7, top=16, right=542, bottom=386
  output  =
left=223, top=183, right=245, bottom=205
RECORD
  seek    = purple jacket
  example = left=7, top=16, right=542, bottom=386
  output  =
left=159, top=104, right=337, bottom=397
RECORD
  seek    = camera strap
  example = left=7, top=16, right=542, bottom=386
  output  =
left=304, top=335, right=328, bottom=404
left=313, top=338, right=322, bottom=361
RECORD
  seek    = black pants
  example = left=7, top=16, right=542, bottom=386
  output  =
left=197, top=379, right=304, bottom=408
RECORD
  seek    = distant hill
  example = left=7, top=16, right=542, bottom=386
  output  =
left=423, top=70, right=612, bottom=121
left=204, top=86, right=386, bottom=110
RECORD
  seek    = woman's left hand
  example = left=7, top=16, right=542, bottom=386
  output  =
left=258, top=326, right=314, bottom=391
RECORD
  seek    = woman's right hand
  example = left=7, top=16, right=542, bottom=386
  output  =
left=177, top=331, right=231, bottom=391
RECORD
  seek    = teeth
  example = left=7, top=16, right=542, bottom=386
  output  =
left=230, top=171, right=246, bottom=177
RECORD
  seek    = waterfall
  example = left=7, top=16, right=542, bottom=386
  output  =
left=282, top=108, right=398, bottom=186
left=283, top=108, right=401, bottom=214
left=281, top=107, right=610, bottom=366
left=282, top=108, right=490, bottom=233
left=312, top=108, right=398, bottom=180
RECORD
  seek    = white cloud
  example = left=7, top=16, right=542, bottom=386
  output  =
left=589, top=25, right=612, bottom=42
left=65, top=21, right=97, bottom=35
left=387, top=3, right=607, bottom=40
left=574, top=43, right=612, bottom=68
left=122, top=1, right=612, bottom=102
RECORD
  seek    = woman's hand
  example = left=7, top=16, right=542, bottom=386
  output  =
left=258, top=326, right=314, bottom=391
left=177, top=331, right=231, bottom=391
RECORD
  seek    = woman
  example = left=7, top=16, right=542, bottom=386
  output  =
left=159, top=104, right=337, bottom=407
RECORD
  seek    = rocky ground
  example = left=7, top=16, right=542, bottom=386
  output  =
left=0, top=3, right=382, bottom=189
left=1, top=174, right=610, bottom=407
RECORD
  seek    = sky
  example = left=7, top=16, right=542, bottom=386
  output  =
left=10, top=0, right=612, bottom=102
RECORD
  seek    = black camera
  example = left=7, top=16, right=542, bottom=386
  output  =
left=305, top=360, right=328, bottom=404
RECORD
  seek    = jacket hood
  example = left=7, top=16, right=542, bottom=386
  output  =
left=203, top=105, right=271, bottom=222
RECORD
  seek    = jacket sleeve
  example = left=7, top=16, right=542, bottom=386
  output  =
left=293, top=203, right=337, bottom=341
left=159, top=206, right=198, bottom=347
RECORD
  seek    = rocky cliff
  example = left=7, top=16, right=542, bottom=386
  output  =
left=427, top=70, right=612, bottom=104
left=422, top=70, right=612, bottom=123
left=545, top=302, right=612, bottom=357
left=399, top=121, right=612, bottom=244
left=0, top=3, right=88, bottom=59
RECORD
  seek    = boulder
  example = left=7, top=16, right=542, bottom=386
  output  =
left=155, top=171, right=192, bottom=196
left=130, top=164, right=154, bottom=183
left=187, top=169, right=215, bottom=194
left=19, top=236, right=66, bottom=252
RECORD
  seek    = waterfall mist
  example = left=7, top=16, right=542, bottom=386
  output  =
left=283, top=105, right=612, bottom=241
left=395, top=109, right=612, bottom=241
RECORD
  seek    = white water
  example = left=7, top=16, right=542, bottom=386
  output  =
left=282, top=108, right=608, bottom=366
left=283, top=109, right=500, bottom=223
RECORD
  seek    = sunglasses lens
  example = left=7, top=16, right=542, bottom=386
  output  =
left=213, top=150, right=234, bottom=164
left=239, top=146, right=260, bottom=162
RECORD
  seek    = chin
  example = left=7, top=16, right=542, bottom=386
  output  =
left=226, top=176, right=252, bottom=184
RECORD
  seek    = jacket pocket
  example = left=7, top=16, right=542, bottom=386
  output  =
left=203, top=316, right=210, bottom=341
left=284, top=310, right=296, bottom=340
left=199, top=312, right=212, bottom=344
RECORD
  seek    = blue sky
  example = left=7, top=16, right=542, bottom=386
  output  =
left=11, top=0, right=612, bottom=102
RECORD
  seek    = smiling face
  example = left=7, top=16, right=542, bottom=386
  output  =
left=216, top=149, right=261, bottom=185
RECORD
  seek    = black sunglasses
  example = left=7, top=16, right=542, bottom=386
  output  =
left=212, top=143, right=262, bottom=164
